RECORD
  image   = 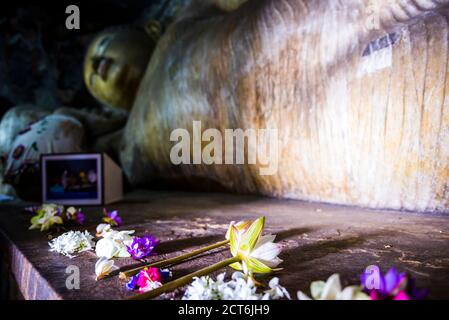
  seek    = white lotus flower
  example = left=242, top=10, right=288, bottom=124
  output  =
left=225, top=220, right=252, bottom=240
left=297, top=274, right=369, bottom=300
left=48, top=230, right=95, bottom=258
left=95, top=257, right=118, bottom=281
left=247, top=234, right=283, bottom=269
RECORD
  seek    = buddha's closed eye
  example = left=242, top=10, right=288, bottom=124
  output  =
left=91, top=57, right=114, bottom=81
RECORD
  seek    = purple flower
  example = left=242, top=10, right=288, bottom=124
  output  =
left=66, top=207, right=85, bottom=225
left=126, top=235, right=160, bottom=260
left=125, top=275, right=139, bottom=291
left=75, top=211, right=85, bottom=225
left=56, top=207, right=63, bottom=217
left=361, top=265, right=428, bottom=300
left=103, top=209, right=122, bottom=226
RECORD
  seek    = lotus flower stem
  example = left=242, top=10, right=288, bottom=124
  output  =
left=128, top=256, right=240, bottom=300
left=119, top=239, right=230, bottom=279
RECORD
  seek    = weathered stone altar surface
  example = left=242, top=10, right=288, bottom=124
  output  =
left=1, top=190, right=449, bottom=300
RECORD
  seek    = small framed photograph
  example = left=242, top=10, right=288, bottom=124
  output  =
left=41, top=153, right=122, bottom=205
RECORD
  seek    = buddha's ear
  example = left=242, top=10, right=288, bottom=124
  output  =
left=144, top=20, right=162, bottom=42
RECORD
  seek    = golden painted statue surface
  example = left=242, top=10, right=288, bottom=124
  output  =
left=83, top=25, right=160, bottom=111
left=120, top=0, right=449, bottom=213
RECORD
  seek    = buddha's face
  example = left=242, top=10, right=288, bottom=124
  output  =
left=84, top=28, right=156, bottom=111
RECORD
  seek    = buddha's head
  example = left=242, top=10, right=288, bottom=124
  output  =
left=84, top=25, right=160, bottom=111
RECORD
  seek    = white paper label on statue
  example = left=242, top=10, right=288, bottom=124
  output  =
left=357, top=32, right=401, bottom=77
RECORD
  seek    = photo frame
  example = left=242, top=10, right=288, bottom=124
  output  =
left=41, top=153, right=123, bottom=205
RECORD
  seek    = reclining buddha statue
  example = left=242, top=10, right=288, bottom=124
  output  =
left=86, top=0, right=449, bottom=213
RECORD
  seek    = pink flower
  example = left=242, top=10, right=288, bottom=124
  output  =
left=393, top=291, right=411, bottom=300
left=361, top=266, right=427, bottom=300
left=136, top=267, right=162, bottom=292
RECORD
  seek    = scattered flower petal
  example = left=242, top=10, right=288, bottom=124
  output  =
left=126, top=235, right=160, bottom=260
left=126, top=275, right=139, bottom=291
left=28, top=204, right=82, bottom=231
left=66, top=207, right=85, bottom=225
left=48, top=230, right=95, bottom=258
left=137, top=268, right=163, bottom=293
left=96, top=223, right=112, bottom=237
left=95, top=257, right=118, bottom=281
left=183, top=272, right=290, bottom=300
left=262, top=277, right=291, bottom=300
left=125, top=268, right=172, bottom=292
left=297, top=274, right=369, bottom=300
left=360, top=265, right=428, bottom=300
left=95, top=231, right=134, bottom=259
left=102, top=209, right=122, bottom=227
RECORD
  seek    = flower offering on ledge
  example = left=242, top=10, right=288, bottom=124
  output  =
left=360, top=265, right=428, bottom=300
left=297, top=274, right=369, bottom=300
left=182, top=272, right=290, bottom=300
left=126, top=267, right=172, bottom=293
left=48, top=230, right=95, bottom=258
left=95, top=257, right=118, bottom=281
left=66, top=207, right=85, bottom=225
left=126, top=235, right=160, bottom=260
left=95, top=224, right=135, bottom=259
left=28, top=204, right=84, bottom=232
left=102, top=209, right=123, bottom=227
left=228, top=217, right=283, bottom=277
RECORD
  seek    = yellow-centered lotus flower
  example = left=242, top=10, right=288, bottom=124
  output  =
left=129, top=216, right=283, bottom=300
left=228, top=217, right=283, bottom=276
left=225, top=220, right=252, bottom=241
left=121, top=219, right=253, bottom=280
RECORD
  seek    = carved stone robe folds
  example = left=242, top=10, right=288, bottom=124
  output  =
left=121, top=0, right=449, bottom=212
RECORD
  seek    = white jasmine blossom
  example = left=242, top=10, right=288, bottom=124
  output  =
left=95, top=257, right=118, bottom=280
left=221, top=272, right=261, bottom=300
left=182, top=272, right=290, bottom=300
left=48, top=230, right=95, bottom=258
left=297, top=274, right=369, bottom=300
left=262, top=277, right=291, bottom=300
left=95, top=226, right=134, bottom=259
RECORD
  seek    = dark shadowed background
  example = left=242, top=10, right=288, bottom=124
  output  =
left=0, top=0, right=183, bottom=118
